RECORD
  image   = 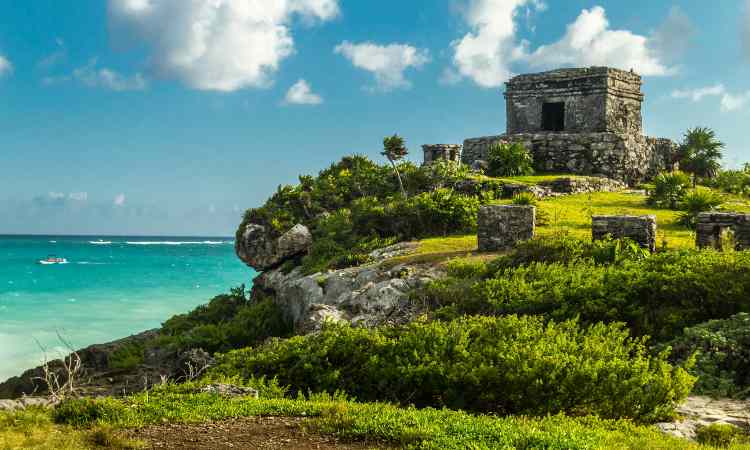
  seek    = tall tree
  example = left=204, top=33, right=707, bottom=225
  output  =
left=382, top=134, right=408, bottom=197
left=677, top=127, right=725, bottom=186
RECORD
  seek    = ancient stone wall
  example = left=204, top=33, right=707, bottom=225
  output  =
left=461, top=132, right=675, bottom=184
left=504, top=67, right=643, bottom=135
left=478, top=205, right=535, bottom=251
left=422, top=144, right=462, bottom=165
left=696, top=212, right=750, bottom=250
left=592, top=215, right=657, bottom=252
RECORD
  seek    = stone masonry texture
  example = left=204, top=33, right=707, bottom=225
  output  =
left=478, top=205, right=535, bottom=251
left=696, top=212, right=750, bottom=250
left=422, top=144, right=462, bottom=165
left=592, top=215, right=657, bottom=252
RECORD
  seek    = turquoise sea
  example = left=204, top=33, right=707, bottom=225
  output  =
left=0, top=235, right=254, bottom=382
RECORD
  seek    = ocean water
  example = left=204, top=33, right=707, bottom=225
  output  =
left=0, top=235, right=254, bottom=382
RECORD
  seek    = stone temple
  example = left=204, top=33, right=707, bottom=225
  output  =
left=424, top=67, right=677, bottom=184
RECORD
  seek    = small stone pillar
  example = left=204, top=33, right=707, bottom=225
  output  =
left=478, top=205, right=535, bottom=251
left=696, top=212, right=750, bottom=250
left=591, top=215, right=657, bottom=252
left=422, top=144, right=462, bottom=166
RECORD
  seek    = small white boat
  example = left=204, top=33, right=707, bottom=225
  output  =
left=39, top=255, right=68, bottom=265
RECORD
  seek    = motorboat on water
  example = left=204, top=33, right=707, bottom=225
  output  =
left=39, top=255, right=68, bottom=265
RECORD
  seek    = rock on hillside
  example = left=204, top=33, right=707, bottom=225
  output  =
left=236, top=223, right=312, bottom=271
left=252, top=242, right=445, bottom=333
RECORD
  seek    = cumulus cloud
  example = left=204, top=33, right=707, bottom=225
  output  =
left=284, top=79, right=322, bottom=104
left=107, top=0, right=340, bottom=91
left=671, top=84, right=750, bottom=112
left=0, top=54, right=12, bottom=77
left=449, top=1, right=679, bottom=88
left=43, top=59, right=147, bottom=91
left=334, top=41, right=430, bottom=91
left=525, top=7, right=673, bottom=76
left=114, top=193, right=126, bottom=206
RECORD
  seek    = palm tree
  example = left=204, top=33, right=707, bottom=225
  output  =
left=677, top=127, right=724, bottom=186
left=382, top=134, right=408, bottom=197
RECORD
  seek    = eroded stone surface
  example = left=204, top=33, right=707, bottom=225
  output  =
left=252, top=242, right=443, bottom=333
left=592, top=215, right=657, bottom=252
left=695, top=212, right=750, bottom=250
left=478, top=205, right=535, bottom=252
left=657, top=396, right=750, bottom=441
left=236, top=223, right=313, bottom=271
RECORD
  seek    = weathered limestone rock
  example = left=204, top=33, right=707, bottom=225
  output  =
left=592, top=215, right=657, bottom=252
left=422, top=144, right=462, bottom=165
left=478, top=205, right=535, bottom=251
left=696, top=212, right=750, bottom=250
left=252, top=242, right=444, bottom=333
left=199, top=383, right=259, bottom=399
left=236, top=223, right=313, bottom=271
left=657, top=396, right=750, bottom=441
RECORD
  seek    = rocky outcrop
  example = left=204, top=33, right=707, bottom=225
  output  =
left=657, top=396, right=750, bottom=441
left=236, top=223, right=313, bottom=271
left=252, top=242, right=444, bottom=333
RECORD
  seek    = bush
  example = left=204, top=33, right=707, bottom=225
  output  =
left=420, top=247, right=750, bottom=341
left=647, top=171, right=692, bottom=209
left=668, top=313, right=750, bottom=398
left=678, top=188, right=723, bottom=228
left=53, top=397, right=126, bottom=427
left=486, top=142, right=535, bottom=177
left=511, top=192, right=537, bottom=205
left=107, top=342, right=144, bottom=370
left=211, top=315, right=693, bottom=421
left=709, top=169, right=750, bottom=196
left=695, top=423, right=750, bottom=447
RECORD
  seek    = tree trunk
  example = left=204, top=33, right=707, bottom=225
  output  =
left=389, top=158, right=407, bottom=197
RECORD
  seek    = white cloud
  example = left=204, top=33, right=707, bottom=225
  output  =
left=107, top=0, right=340, bottom=92
left=670, top=83, right=750, bottom=112
left=449, top=2, right=678, bottom=88
left=48, top=192, right=66, bottom=200
left=334, top=41, right=430, bottom=91
left=0, top=54, right=12, bottom=77
left=68, top=192, right=88, bottom=202
left=114, top=193, right=126, bottom=206
left=43, top=59, right=147, bottom=91
left=721, top=91, right=750, bottom=112
left=525, top=7, right=672, bottom=76
left=671, top=84, right=726, bottom=102
left=284, top=78, right=322, bottom=104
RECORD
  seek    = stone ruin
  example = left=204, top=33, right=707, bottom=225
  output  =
left=695, top=212, right=750, bottom=250
left=592, top=215, right=657, bottom=252
left=478, top=205, right=535, bottom=251
left=422, top=144, right=462, bottom=165
left=424, top=67, right=678, bottom=183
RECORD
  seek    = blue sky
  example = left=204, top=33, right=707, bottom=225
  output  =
left=1, top=0, right=749, bottom=236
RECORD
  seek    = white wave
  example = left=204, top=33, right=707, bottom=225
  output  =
left=89, top=240, right=112, bottom=245
left=49, top=240, right=57, bottom=243
left=125, top=241, right=228, bottom=246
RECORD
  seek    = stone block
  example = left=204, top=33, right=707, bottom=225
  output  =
left=695, top=212, right=750, bottom=250
left=592, top=215, right=657, bottom=252
left=478, top=205, right=536, bottom=252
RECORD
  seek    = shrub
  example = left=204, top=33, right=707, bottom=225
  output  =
left=678, top=188, right=723, bottom=228
left=695, top=423, right=750, bottom=447
left=107, top=342, right=144, bottom=371
left=667, top=313, right=750, bottom=398
left=211, top=315, right=693, bottom=421
left=420, top=248, right=750, bottom=342
left=709, top=169, right=750, bottom=196
left=511, top=192, right=537, bottom=205
left=486, top=142, right=534, bottom=177
left=647, top=171, right=692, bottom=209
left=53, top=397, right=126, bottom=427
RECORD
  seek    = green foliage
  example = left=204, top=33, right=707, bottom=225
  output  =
left=486, top=142, right=535, bottom=177
left=648, top=171, right=692, bottom=209
left=709, top=169, right=750, bottom=196
left=53, top=397, right=126, bottom=427
left=159, top=285, right=292, bottom=354
left=211, top=315, right=693, bottom=421
left=678, top=127, right=725, bottom=181
left=678, top=188, right=724, bottom=228
left=421, top=245, right=750, bottom=342
left=696, top=424, right=750, bottom=447
left=107, top=342, right=144, bottom=371
left=511, top=192, right=537, bottom=205
left=381, top=134, right=408, bottom=162
left=668, top=313, right=750, bottom=398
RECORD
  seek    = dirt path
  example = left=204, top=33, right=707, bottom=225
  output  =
left=123, top=416, right=390, bottom=450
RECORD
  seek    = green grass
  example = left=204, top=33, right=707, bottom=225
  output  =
left=48, top=386, right=750, bottom=450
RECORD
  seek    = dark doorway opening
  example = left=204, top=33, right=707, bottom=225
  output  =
left=542, top=102, right=565, bottom=131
